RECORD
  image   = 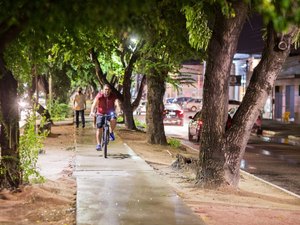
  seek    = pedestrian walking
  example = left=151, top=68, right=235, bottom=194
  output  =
left=73, top=87, right=86, bottom=128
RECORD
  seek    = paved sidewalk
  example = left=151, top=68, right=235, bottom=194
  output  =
left=74, top=124, right=205, bottom=225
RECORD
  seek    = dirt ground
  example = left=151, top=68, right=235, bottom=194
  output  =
left=1, top=123, right=300, bottom=225
left=0, top=123, right=76, bottom=225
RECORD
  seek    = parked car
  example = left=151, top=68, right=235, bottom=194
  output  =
left=183, top=98, right=202, bottom=112
left=228, top=106, right=262, bottom=134
left=188, top=110, right=203, bottom=141
left=163, top=103, right=184, bottom=126
left=135, top=101, right=147, bottom=115
left=172, top=96, right=192, bottom=106
left=188, top=110, right=235, bottom=142
left=187, top=99, right=240, bottom=141
left=165, top=97, right=175, bottom=104
left=183, top=98, right=238, bottom=112
left=188, top=101, right=262, bottom=142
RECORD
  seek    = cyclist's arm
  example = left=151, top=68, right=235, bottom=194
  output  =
left=114, top=99, right=119, bottom=113
left=115, top=99, right=124, bottom=117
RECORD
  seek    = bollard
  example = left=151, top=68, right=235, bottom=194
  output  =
left=282, top=112, right=290, bottom=123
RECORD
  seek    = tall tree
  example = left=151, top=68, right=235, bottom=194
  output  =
left=184, top=0, right=300, bottom=188
left=0, top=53, right=21, bottom=188
left=0, top=1, right=29, bottom=188
left=137, top=0, right=203, bottom=144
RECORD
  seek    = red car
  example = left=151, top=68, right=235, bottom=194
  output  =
left=163, top=103, right=184, bottom=126
left=188, top=108, right=262, bottom=142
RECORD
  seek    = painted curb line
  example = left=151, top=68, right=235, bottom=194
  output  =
left=240, top=170, right=300, bottom=199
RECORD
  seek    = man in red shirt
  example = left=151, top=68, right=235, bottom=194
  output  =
left=90, top=84, right=118, bottom=151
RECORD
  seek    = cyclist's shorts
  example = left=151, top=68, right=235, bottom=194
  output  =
left=96, top=113, right=117, bottom=129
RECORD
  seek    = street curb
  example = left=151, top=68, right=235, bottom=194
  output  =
left=262, top=130, right=277, bottom=136
left=240, top=170, right=300, bottom=199
left=288, top=135, right=300, bottom=141
left=262, top=129, right=300, bottom=142
left=53, top=119, right=74, bottom=126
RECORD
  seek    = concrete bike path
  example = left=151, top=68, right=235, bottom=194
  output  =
left=74, top=125, right=206, bottom=225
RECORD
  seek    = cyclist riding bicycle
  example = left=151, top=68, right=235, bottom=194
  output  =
left=90, top=84, right=118, bottom=151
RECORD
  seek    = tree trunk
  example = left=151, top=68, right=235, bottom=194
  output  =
left=123, top=75, right=147, bottom=129
left=146, top=70, right=167, bottom=145
left=0, top=53, right=22, bottom=189
left=28, top=70, right=52, bottom=125
left=122, top=61, right=136, bottom=130
left=122, top=99, right=136, bottom=130
left=223, top=24, right=299, bottom=186
left=196, top=2, right=248, bottom=188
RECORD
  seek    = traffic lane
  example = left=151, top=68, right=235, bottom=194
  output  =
left=243, top=141, right=300, bottom=195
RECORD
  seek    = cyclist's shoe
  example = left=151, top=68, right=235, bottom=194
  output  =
left=109, top=132, right=115, bottom=141
left=96, top=144, right=102, bottom=151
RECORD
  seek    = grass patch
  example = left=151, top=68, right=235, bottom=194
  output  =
left=168, top=138, right=181, bottom=148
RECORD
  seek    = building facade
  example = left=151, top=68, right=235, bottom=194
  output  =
left=165, top=62, right=204, bottom=100
left=165, top=54, right=300, bottom=124
left=273, top=55, right=300, bottom=123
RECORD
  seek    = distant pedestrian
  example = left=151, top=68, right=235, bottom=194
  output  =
left=73, top=87, right=86, bottom=128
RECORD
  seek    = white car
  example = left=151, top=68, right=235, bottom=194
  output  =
left=184, top=98, right=202, bottom=112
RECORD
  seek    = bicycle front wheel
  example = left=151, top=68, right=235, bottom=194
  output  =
left=102, top=127, right=109, bottom=158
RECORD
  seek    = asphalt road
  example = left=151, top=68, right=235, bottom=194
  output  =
left=135, top=112, right=300, bottom=196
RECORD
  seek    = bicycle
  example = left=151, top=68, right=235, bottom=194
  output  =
left=100, top=113, right=114, bottom=158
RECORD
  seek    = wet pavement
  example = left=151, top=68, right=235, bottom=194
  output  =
left=244, top=119, right=300, bottom=195
left=242, top=141, right=300, bottom=195
left=74, top=124, right=206, bottom=225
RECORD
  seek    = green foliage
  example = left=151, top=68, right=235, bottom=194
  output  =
left=135, top=0, right=204, bottom=87
left=183, top=0, right=300, bottom=52
left=47, top=100, right=70, bottom=121
left=134, top=119, right=146, bottom=129
left=19, top=113, right=48, bottom=183
left=252, top=0, right=300, bottom=32
left=183, top=4, right=212, bottom=51
left=116, top=116, right=124, bottom=123
left=168, top=138, right=181, bottom=148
